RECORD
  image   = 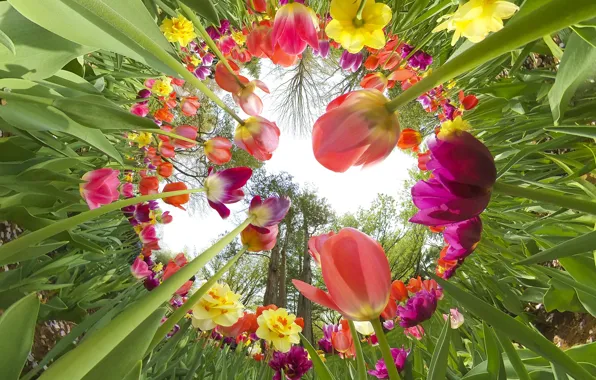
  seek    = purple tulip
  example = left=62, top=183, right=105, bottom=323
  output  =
left=313, top=40, right=330, bottom=58
left=368, top=347, right=409, bottom=379
left=409, top=51, right=433, bottom=71
left=339, top=50, right=363, bottom=72
left=443, top=216, right=482, bottom=260
left=269, top=346, right=313, bottom=380
left=397, top=290, right=437, bottom=327
left=195, top=66, right=211, bottom=80
left=202, top=53, right=214, bottom=66
left=144, top=274, right=160, bottom=291
left=206, top=26, right=220, bottom=40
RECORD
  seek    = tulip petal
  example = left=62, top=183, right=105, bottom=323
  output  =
left=292, top=280, right=342, bottom=313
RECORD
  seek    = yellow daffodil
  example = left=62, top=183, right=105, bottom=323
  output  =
left=438, top=116, right=472, bottom=139
left=151, top=78, right=173, bottom=97
left=124, top=172, right=134, bottom=182
left=325, top=0, right=392, bottom=53
left=256, top=308, right=301, bottom=353
left=160, top=14, right=197, bottom=47
left=133, top=132, right=153, bottom=148
left=433, top=0, right=519, bottom=45
left=152, top=262, right=163, bottom=273
left=191, top=283, right=244, bottom=331
left=190, top=55, right=201, bottom=67
left=231, top=30, right=246, bottom=45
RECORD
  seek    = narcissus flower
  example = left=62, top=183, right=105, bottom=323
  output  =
left=205, top=167, right=253, bottom=218
left=293, top=228, right=391, bottom=321
left=192, top=283, right=244, bottom=330
left=444, top=308, right=464, bottom=329
left=433, top=0, right=519, bottom=45
left=150, top=78, right=173, bottom=97
left=443, top=216, right=482, bottom=260
left=368, top=347, right=408, bottom=378
left=312, top=89, right=400, bottom=172
left=162, top=182, right=190, bottom=210
left=308, top=232, right=335, bottom=266
left=235, top=116, right=280, bottom=161
left=131, top=257, right=153, bottom=279
left=271, top=2, right=319, bottom=55
left=325, top=0, right=391, bottom=53
left=397, top=128, right=422, bottom=151
left=241, top=224, right=279, bottom=252
left=360, top=72, right=388, bottom=92
left=80, top=168, right=120, bottom=209
left=172, top=125, right=198, bottom=149
left=204, top=137, right=233, bottom=165
left=397, top=290, right=437, bottom=327
left=160, top=14, right=197, bottom=47
left=248, top=196, right=291, bottom=228
left=256, top=308, right=302, bottom=352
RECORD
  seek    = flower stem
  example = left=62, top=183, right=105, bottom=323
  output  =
left=492, top=181, right=596, bottom=215
left=148, top=245, right=249, bottom=352
left=348, top=320, right=368, bottom=380
left=0, top=188, right=205, bottom=262
left=178, top=1, right=246, bottom=89
left=137, top=128, right=198, bottom=145
left=371, top=318, right=401, bottom=380
left=385, top=0, right=596, bottom=112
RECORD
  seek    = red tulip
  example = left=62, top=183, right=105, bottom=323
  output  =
left=391, top=280, right=408, bottom=302
left=158, top=162, right=173, bottom=178
left=204, top=137, right=233, bottom=165
left=241, top=224, right=279, bottom=252
left=235, top=116, right=280, bottom=161
left=397, top=128, right=422, bottom=151
left=293, top=228, right=391, bottom=321
left=247, top=0, right=267, bottom=13
left=219, top=312, right=258, bottom=337
left=139, top=176, right=159, bottom=195
left=162, top=182, right=190, bottom=210
left=381, top=297, right=398, bottom=320
left=459, top=91, right=479, bottom=110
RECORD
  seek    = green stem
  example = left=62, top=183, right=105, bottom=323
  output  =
left=492, top=181, right=596, bottom=215
left=385, top=0, right=596, bottom=112
left=347, top=320, right=368, bottom=380
left=179, top=1, right=245, bottom=89
left=137, top=128, right=198, bottom=145
left=371, top=318, right=401, bottom=380
left=0, top=188, right=204, bottom=261
left=39, top=217, right=253, bottom=380
left=148, top=245, right=249, bottom=352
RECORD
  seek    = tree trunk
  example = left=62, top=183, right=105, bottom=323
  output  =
left=263, top=243, right=280, bottom=306
left=296, top=213, right=313, bottom=342
left=277, top=212, right=293, bottom=308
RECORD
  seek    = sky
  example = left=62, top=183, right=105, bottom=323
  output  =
left=160, top=63, right=416, bottom=254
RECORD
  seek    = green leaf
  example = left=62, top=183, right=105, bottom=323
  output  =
left=300, top=333, right=335, bottom=380
left=548, top=32, right=596, bottom=124
left=0, top=241, right=68, bottom=266
left=80, top=308, right=165, bottom=380
left=484, top=323, right=506, bottom=379
left=122, top=361, right=142, bottom=380
left=181, top=0, right=220, bottom=26
left=515, top=230, right=596, bottom=265
left=432, top=275, right=594, bottom=380
left=8, top=0, right=177, bottom=76
left=0, top=293, right=40, bottom=380
left=543, top=280, right=585, bottom=313
left=427, top=317, right=451, bottom=380
left=545, top=125, right=596, bottom=139
left=0, top=3, right=93, bottom=80
left=0, top=28, right=15, bottom=55
left=495, top=330, right=532, bottom=380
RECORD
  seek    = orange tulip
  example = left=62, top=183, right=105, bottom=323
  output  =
left=162, top=182, right=190, bottom=210
left=293, top=228, right=391, bottom=321
left=139, top=176, right=159, bottom=195
left=219, top=312, right=258, bottom=337
left=295, top=317, right=305, bottom=329
left=429, top=225, right=445, bottom=233
left=158, top=162, right=173, bottom=178
left=256, top=304, right=278, bottom=317
left=154, top=107, right=174, bottom=123
left=391, top=280, right=408, bottom=302
left=397, top=128, right=422, bottom=151
left=331, top=320, right=355, bottom=358
left=360, top=72, right=388, bottom=92
left=417, top=151, right=431, bottom=171
left=204, top=137, right=233, bottom=165
left=381, top=296, right=398, bottom=320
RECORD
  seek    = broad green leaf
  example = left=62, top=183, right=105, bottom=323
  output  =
left=515, top=230, right=596, bottom=265
left=181, top=0, right=220, bottom=26
left=0, top=241, right=68, bottom=266
left=80, top=308, right=166, bottom=380
left=0, top=293, right=40, bottom=380
left=495, top=330, right=531, bottom=380
left=545, top=125, right=596, bottom=139
left=0, top=28, right=15, bottom=55
left=433, top=275, right=594, bottom=380
left=122, top=361, right=142, bottom=380
left=427, top=317, right=451, bottom=380
left=300, top=333, right=335, bottom=380
left=484, top=323, right=506, bottom=379
left=548, top=32, right=596, bottom=124
left=9, top=0, right=177, bottom=76
left=543, top=280, right=585, bottom=313
left=0, top=3, right=93, bottom=80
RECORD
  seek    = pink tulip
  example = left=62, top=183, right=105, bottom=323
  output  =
left=172, top=125, right=198, bottom=149
left=403, top=325, right=424, bottom=340
left=131, top=103, right=149, bottom=117
left=241, top=224, right=279, bottom=252
left=308, top=232, right=335, bottom=267
left=131, top=257, right=153, bottom=279
left=160, top=211, right=173, bottom=224
left=233, top=80, right=270, bottom=116
left=293, top=228, right=391, bottom=321
left=235, top=116, right=280, bottom=161
left=205, top=167, right=253, bottom=218
left=205, top=137, right=233, bottom=165
left=271, top=2, right=318, bottom=55
left=139, top=224, right=159, bottom=244
left=121, top=182, right=135, bottom=198
left=80, top=168, right=120, bottom=210
left=443, top=308, right=464, bottom=329
left=181, top=97, right=200, bottom=116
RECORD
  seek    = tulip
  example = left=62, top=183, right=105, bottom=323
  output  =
left=383, top=319, right=395, bottom=330
left=162, top=182, right=190, bottom=210
left=403, top=325, right=424, bottom=340
left=121, top=182, right=135, bottom=198
left=391, top=280, right=408, bottom=302
left=235, top=116, right=280, bottom=161
left=246, top=22, right=274, bottom=58
left=139, top=224, right=158, bottom=245
left=331, top=320, right=355, bottom=358
left=444, top=308, right=465, bottom=329
left=219, top=312, right=258, bottom=337
left=312, top=89, right=400, bottom=173
left=381, top=297, right=398, bottom=320
left=158, top=162, right=173, bottom=178
left=293, top=228, right=391, bottom=321
left=248, top=196, right=291, bottom=228
left=417, top=151, right=431, bottom=171
left=308, top=232, right=335, bottom=267
left=268, top=346, right=313, bottom=379
left=313, top=40, right=330, bottom=58
left=172, top=125, right=198, bottom=149
left=163, top=253, right=194, bottom=296
left=160, top=211, right=173, bottom=224
left=204, top=137, right=233, bottom=165
left=247, top=0, right=267, bottom=13
left=368, top=347, right=409, bottom=378
left=144, top=274, right=160, bottom=291
left=443, top=216, right=482, bottom=260
left=397, top=290, right=437, bottom=327
left=205, top=167, right=252, bottom=218
left=241, top=224, right=279, bottom=252
left=131, top=102, right=149, bottom=117
left=397, top=128, right=422, bottom=151
left=339, top=50, right=363, bottom=72
left=271, top=1, right=319, bottom=55
left=181, top=97, right=200, bottom=116
left=459, top=91, right=479, bottom=110
left=360, top=72, right=388, bottom=92
left=131, top=257, right=153, bottom=279
left=256, top=304, right=278, bottom=317
left=154, top=107, right=174, bottom=123
left=318, top=324, right=338, bottom=353
left=133, top=203, right=151, bottom=225
left=159, top=141, right=176, bottom=158
left=364, top=54, right=380, bottom=70
left=80, top=168, right=120, bottom=210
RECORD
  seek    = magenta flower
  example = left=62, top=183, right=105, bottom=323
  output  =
left=133, top=203, right=152, bottom=224
left=139, top=224, right=159, bottom=245
left=271, top=2, right=318, bottom=55
left=397, top=290, right=437, bottom=328
left=144, top=274, right=160, bottom=291
left=131, top=257, right=153, bottom=279
left=131, top=102, right=149, bottom=117
left=443, top=216, right=482, bottom=260
left=269, top=345, right=313, bottom=380
left=368, top=347, right=409, bottom=379
left=403, top=325, right=424, bottom=340
left=204, top=167, right=253, bottom=218
left=410, top=129, right=496, bottom=226
left=194, top=65, right=211, bottom=80
left=80, top=168, right=120, bottom=210
left=339, top=50, right=363, bottom=72
left=137, top=89, right=151, bottom=99
left=382, top=319, right=395, bottom=330
left=313, top=40, right=330, bottom=58
left=121, top=183, right=135, bottom=198
left=248, top=195, right=291, bottom=228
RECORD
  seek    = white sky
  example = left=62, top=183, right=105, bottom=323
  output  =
left=160, top=61, right=415, bottom=255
